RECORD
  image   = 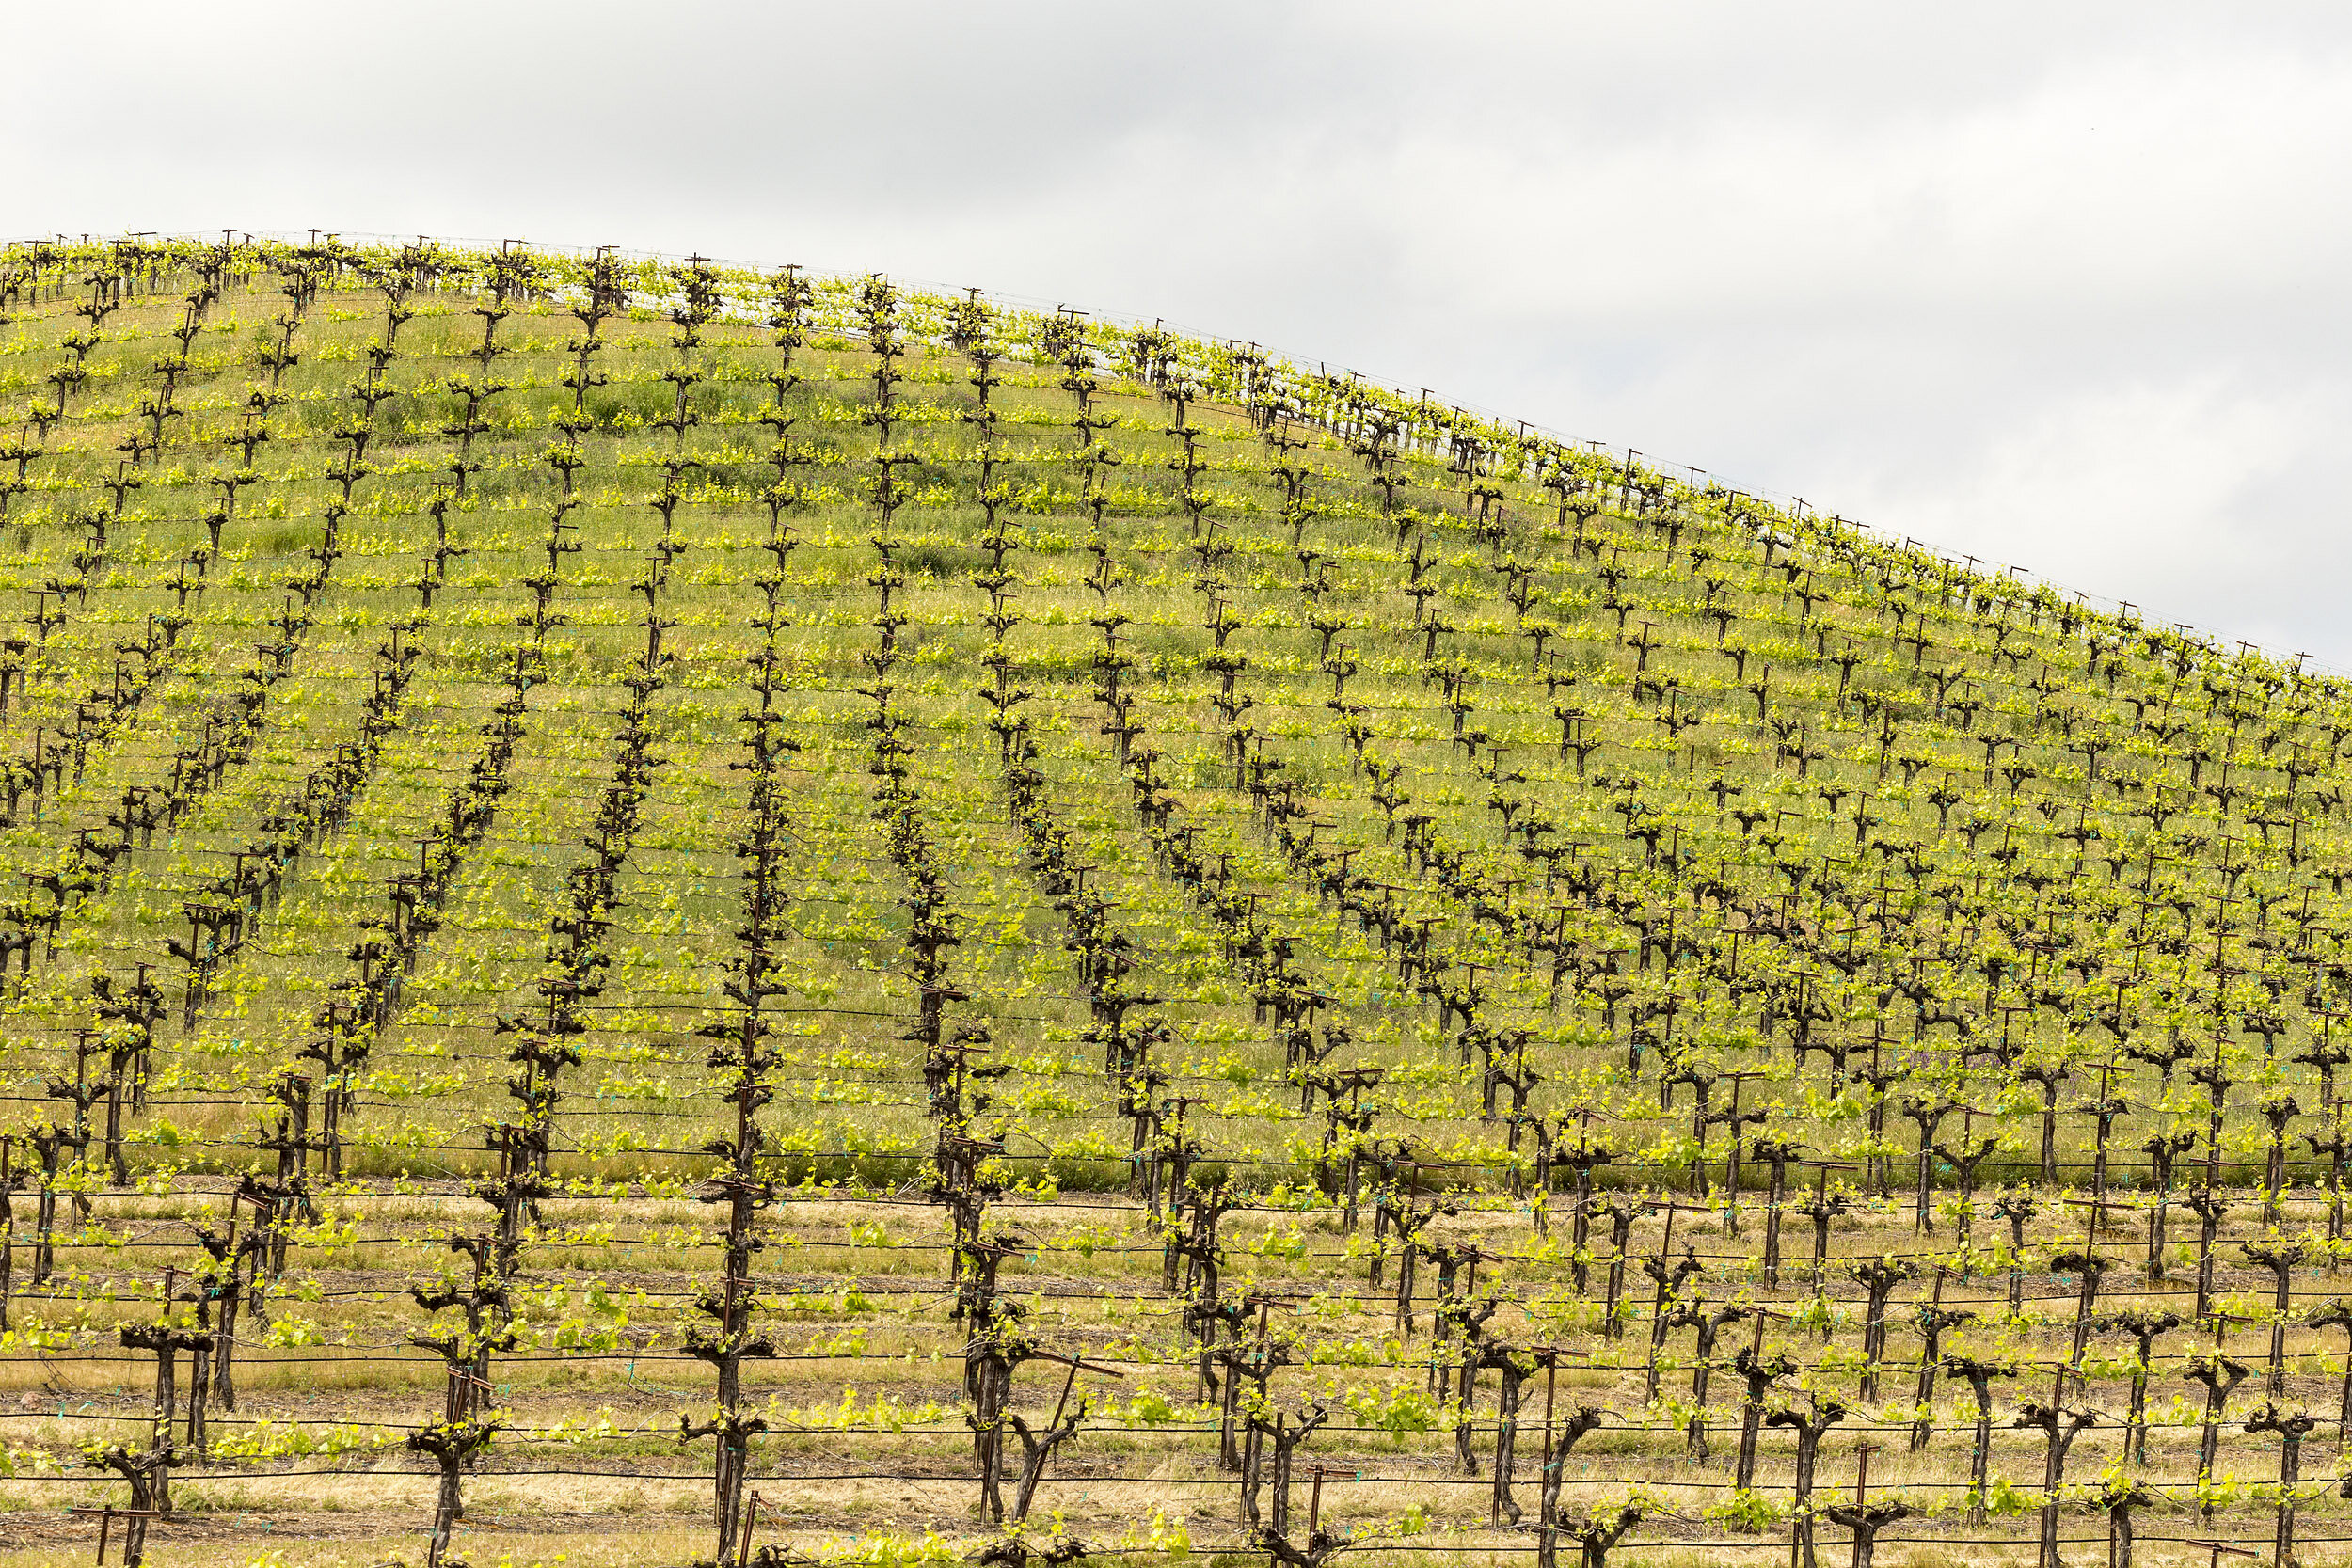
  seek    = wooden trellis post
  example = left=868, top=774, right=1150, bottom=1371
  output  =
left=67, top=1507, right=164, bottom=1568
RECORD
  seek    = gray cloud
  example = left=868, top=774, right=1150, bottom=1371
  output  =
left=8, top=1, right=2350, bottom=659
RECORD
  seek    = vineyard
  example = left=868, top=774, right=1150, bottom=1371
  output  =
left=1, top=233, right=2350, bottom=1568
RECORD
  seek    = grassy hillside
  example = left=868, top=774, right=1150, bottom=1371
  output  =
left=0, top=233, right=2348, bottom=1567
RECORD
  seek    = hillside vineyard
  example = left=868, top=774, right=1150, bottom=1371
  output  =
left=4, top=235, right=2352, bottom=1568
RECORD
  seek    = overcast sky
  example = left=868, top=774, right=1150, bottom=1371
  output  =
left=9, top=2, right=2350, bottom=662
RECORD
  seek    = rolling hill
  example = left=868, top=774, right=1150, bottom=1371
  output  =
left=0, top=232, right=2345, bottom=1568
